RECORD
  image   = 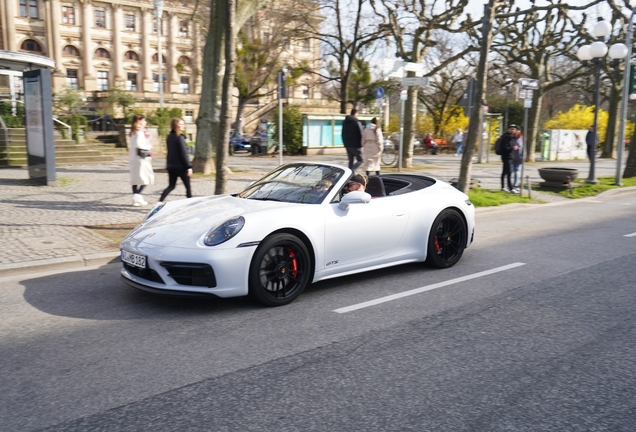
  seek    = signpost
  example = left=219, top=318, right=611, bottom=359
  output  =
left=375, top=87, right=384, bottom=130
left=518, top=78, right=539, bottom=196
left=401, top=77, right=429, bottom=87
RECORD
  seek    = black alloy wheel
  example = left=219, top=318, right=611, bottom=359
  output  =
left=248, top=234, right=312, bottom=306
left=426, top=208, right=467, bottom=269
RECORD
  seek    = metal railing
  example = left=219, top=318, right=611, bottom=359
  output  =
left=52, top=118, right=72, bottom=139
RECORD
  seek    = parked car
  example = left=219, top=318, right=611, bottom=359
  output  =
left=120, top=162, right=475, bottom=306
left=229, top=131, right=251, bottom=152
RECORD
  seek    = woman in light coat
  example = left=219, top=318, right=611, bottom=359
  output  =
left=128, top=114, right=155, bottom=206
left=362, top=117, right=383, bottom=176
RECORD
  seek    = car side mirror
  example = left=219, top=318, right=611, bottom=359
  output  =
left=338, top=191, right=371, bottom=210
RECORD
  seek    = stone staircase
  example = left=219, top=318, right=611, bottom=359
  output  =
left=0, top=128, right=128, bottom=167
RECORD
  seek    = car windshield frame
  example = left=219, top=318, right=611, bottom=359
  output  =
left=238, top=164, right=345, bottom=204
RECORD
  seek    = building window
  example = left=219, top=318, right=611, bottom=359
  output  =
left=263, top=32, right=270, bottom=44
left=152, top=53, right=166, bottom=63
left=97, top=71, right=109, bottom=90
left=301, top=84, right=309, bottom=98
left=180, top=76, right=190, bottom=94
left=126, top=73, right=137, bottom=91
left=302, top=40, right=310, bottom=51
left=124, top=51, right=139, bottom=61
left=178, top=56, right=191, bottom=66
left=152, top=73, right=167, bottom=92
left=283, top=36, right=290, bottom=49
left=63, top=45, right=80, bottom=56
left=95, top=48, right=110, bottom=58
left=125, top=14, right=135, bottom=31
left=185, top=110, right=194, bottom=123
left=66, top=69, right=78, bottom=90
left=20, top=39, right=42, bottom=52
left=179, top=21, right=188, bottom=37
left=62, top=6, right=75, bottom=24
left=95, top=10, right=106, bottom=28
left=20, top=0, right=38, bottom=18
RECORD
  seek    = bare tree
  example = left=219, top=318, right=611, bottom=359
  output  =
left=493, top=0, right=603, bottom=163
left=293, top=0, right=386, bottom=114
left=371, top=0, right=478, bottom=168
left=193, top=0, right=273, bottom=192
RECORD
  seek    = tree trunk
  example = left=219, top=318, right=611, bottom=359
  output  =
left=215, top=0, right=236, bottom=194
left=602, top=81, right=621, bottom=159
left=193, top=0, right=272, bottom=177
left=624, top=125, right=636, bottom=177
left=340, top=61, right=349, bottom=114
left=235, top=98, right=246, bottom=135
left=192, top=1, right=224, bottom=175
left=458, top=0, right=499, bottom=193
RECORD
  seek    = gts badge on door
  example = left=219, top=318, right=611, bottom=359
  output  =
left=326, top=260, right=338, bottom=267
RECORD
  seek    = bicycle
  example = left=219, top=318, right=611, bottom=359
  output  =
left=381, top=139, right=397, bottom=166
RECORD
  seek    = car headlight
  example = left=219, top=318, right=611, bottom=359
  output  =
left=204, top=216, right=245, bottom=246
left=145, top=202, right=166, bottom=221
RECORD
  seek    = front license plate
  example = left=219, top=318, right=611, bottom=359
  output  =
left=121, top=249, right=147, bottom=269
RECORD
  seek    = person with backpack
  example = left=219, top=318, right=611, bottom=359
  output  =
left=495, top=124, right=520, bottom=193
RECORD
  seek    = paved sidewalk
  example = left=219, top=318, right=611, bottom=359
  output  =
left=0, top=152, right=627, bottom=277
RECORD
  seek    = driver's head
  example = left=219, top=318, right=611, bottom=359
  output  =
left=315, top=180, right=332, bottom=191
left=345, top=174, right=367, bottom=192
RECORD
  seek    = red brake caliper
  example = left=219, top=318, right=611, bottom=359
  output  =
left=434, top=237, right=441, bottom=254
left=285, top=247, right=298, bottom=278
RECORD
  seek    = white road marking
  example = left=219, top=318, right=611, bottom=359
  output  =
left=624, top=232, right=636, bottom=237
left=333, top=262, right=527, bottom=314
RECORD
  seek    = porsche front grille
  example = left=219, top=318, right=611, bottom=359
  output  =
left=160, top=262, right=217, bottom=288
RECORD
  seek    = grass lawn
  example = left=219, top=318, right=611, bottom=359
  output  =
left=542, top=176, right=636, bottom=198
left=467, top=187, right=540, bottom=207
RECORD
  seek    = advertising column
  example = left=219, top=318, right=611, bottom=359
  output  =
left=24, top=69, right=56, bottom=185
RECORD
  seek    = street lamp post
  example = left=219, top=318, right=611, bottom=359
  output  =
left=154, top=0, right=164, bottom=108
left=577, top=20, right=627, bottom=184
left=616, top=7, right=636, bottom=186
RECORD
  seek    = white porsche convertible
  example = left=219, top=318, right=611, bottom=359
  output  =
left=120, top=163, right=475, bottom=306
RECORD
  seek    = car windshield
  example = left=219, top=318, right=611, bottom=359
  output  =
left=239, top=164, right=344, bottom=204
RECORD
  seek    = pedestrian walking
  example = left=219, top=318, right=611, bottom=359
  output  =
left=342, top=108, right=363, bottom=171
left=128, top=114, right=154, bottom=206
left=495, top=124, right=519, bottom=193
left=511, top=131, right=524, bottom=193
left=362, top=117, right=383, bottom=176
left=159, top=118, right=193, bottom=202
left=452, top=128, right=464, bottom=156
left=586, top=125, right=598, bottom=161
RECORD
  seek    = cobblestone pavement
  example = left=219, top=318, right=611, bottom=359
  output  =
left=0, top=151, right=626, bottom=275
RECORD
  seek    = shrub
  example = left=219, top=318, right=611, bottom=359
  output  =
left=272, top=105, right=303, bottom=155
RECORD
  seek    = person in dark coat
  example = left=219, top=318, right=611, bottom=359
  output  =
left=159, top=118, right=192, bottom=202
left=341, top=108, right=363, bottom=171
left=499, top=124, right=519, bottom=193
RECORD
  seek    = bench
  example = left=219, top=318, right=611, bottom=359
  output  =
left=422, top=139, right=454, bottom=154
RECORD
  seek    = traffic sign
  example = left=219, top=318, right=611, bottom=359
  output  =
left=519, top=78, right=539, bottom=90
left=375, top=87, right=384, bottom=99
left=402, top=77, right=429, bottom=87
left=524, top=99, right=532, bottom=108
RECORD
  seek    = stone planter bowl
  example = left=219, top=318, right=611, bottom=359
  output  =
left=538, top=167, right=579, bottom=184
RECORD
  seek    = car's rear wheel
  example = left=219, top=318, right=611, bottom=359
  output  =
left=248, top=234, right=311, bottom=306
left=426, top=208, right=467, bottom=269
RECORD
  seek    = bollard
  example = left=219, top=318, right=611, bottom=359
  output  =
left=566, top=176, right=573, bottom=196
left=526, top=175, right=532, bottom=199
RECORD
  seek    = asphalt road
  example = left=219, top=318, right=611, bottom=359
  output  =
left=1, top=191, right=636, bottom=431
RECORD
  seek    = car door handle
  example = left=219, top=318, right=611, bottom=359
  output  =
left=394, top=211, right=406, bottom=217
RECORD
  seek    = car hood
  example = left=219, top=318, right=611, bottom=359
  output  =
left=125, top=195, right=295, bottom=248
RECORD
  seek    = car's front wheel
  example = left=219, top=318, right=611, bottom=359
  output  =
left=248, top=234, right=311, bottom=306
left=426, top=208, right=467, bottom=269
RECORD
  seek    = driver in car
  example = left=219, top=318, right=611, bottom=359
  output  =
left=344, top=173, right=367, bottom=193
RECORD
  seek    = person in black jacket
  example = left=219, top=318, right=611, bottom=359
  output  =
left=159, top=118, right=192, bottom=202
left=341, top=108, right=363, bottom=171
left=499, top=124, right=519, bottom=193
